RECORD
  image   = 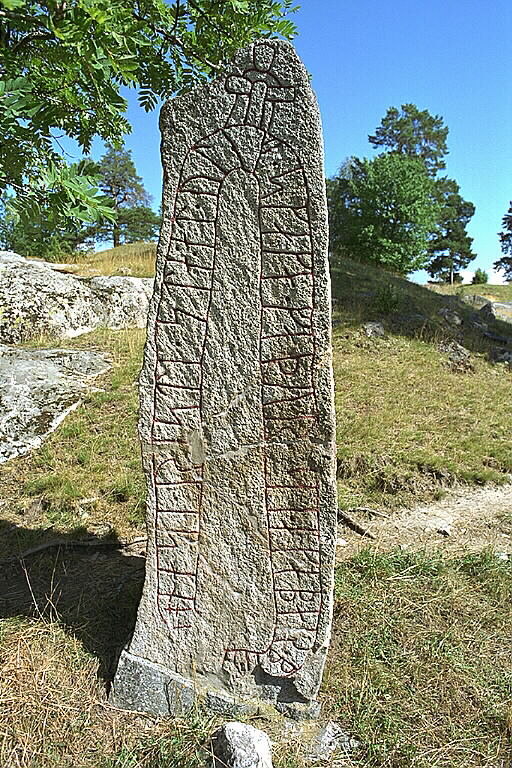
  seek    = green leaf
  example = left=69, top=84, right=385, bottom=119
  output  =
left=0, top=0, right=26, bottom=9
left=1, top=0, right=299, bottom=221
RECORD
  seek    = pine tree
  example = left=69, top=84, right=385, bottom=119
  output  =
left=427, top=179, right=476, bottom=284
left=368, top=103, right=449, bottom=176
left=86, top=147, right=161, bottom=247
left=494, top=201, right=512, bottom=280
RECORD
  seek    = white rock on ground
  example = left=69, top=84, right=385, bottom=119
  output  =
left=307, top=721, right=360, bottom=763
left=212, top=722, right=273, bottom=768
left=0, top=345, right=110, bottom=463
left=0, top=251, right=153, bottom=343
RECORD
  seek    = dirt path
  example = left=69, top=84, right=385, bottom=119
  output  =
left=337, top=483, right=512, bottom=560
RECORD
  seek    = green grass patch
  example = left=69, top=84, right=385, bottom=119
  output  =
left=324, top=548, right=512, bottom=767
left=0, top=328, right=147, bottom=556
left=331, top=257, right=512, bottom=510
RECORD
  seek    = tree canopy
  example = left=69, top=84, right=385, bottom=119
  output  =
left=0, top=0, right=297, bottom=224
left=1, top=145, right=161, bottom=257
left=426, top=179, right=475, bottom=284
left=328, top=154, right=439, bottom=275
left=368, top=103, right=449, bottom=177
left=85, top=146, right=160, bottom=247
left=494, top=201, right=512, bottom=281
left=472, top=268, right=488, bottom=285
left=328, top=104, right=475, bottom=282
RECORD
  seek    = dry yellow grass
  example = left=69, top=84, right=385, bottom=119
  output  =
left=0, top=618, right=115, bottom=768
left=427, top=282, right=512, bottom=302
left=0, top=618, right=220, bottom=768
left=64, top=243, right=157, bottom=278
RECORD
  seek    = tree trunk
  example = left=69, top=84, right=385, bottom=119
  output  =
left=450, top=262, right=454, bottom=285
left=113, top=223, right=120, bottom=248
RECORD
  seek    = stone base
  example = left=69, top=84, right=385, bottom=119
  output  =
left=110, top=650, right=321, bottom=721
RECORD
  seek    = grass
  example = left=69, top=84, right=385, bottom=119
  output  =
left=0, top=618, right=220, bottom=768
left=330, top=257, right=512, bottom=510
left=60, top=242, right=157, bottom=278
left=0, top=328, right=147, bottom=559
left=1, top=246, right=511, bottom=766
left=334, top=332, right=511, bottom=509
left=428, top=282, right=512, bottom=302
left=1, top=552, right=510, bottom=767
left=324, top=549, right=512, bottom=767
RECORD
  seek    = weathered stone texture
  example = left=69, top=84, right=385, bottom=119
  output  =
left=0, top=345, right=110, bottom=463
left=0, top=251, right=153, bottom=343
left=112, top=40, right=337, bottom=716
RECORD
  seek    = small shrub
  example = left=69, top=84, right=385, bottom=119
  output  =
left=472, top=267, right=489, bottom=284
left=373, top=283, right=401, bottom=314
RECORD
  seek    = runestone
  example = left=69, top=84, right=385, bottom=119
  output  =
left=111, top=40, right=337, bottom=718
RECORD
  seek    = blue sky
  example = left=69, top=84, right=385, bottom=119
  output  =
left=90, top=0, right=512, bottom=283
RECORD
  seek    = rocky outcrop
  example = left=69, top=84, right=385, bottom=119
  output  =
left=487, top=302, right=512, bottom=324
left=0, top=251, right=153, bottom=343
left=437, top=306, right=463, bottom=326
left=0, top=345, right=110, bottom=463
left=460, top=293, right=512, bottom=325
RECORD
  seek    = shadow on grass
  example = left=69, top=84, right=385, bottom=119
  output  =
left=0, top=519, right=144, bottom=682
left=330, top=258, right=512, bottom=360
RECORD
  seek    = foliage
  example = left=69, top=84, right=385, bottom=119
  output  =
left=116, top=205, right=161, bottom=245
left=326, top=156, right=357, bottom=259
left=427, top=178, right=476, bottom=283
left=0, top=0, right=297, bottom=223
left=94, top=147, right=148, bottom=209
left=368, top=102, right=449, bottom=176
left=373, top=282, right=401, bottom=314
left=495, top=200, right=512, bottom=280
left=83, top=146, right=161, bottom=246
left=366, top=104, right=475, bottom=281
left=472, top=267, right=488, bottom=284
left=0, top=193, right=93, bottom=259
left=328, top=154, right=438, bottom=275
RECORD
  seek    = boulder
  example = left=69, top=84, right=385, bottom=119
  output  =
left=492, top=302, right=512, bottom=324
left=493, top=349, right=512, bottom=364
left=438, top=307, right=463, bottom=326
left=479, top=302, right=497, bottom=322
left=461, top=294, right=492, bottom=311
left=88, top=276, right=153, bottom=329
left=0, top=345, right=110, bottom=463
left=438, top=340, right=473, bottom=372
left=0, top=251, right=153, bottom=343
left=363, top=321, right=385, bottom=338
left=212, top=722, right=272, bottom=768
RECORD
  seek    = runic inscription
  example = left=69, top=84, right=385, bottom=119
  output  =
left=111, top=40, right=337, bottom=717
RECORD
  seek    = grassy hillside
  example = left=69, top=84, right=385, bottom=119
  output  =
left=329, top=257, right=512, bottom=511
left=428, top=282, right=512, bottom=302
left=1, top=249, right=511, bottom=767
left=62, top=242, right=157, bottom=277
